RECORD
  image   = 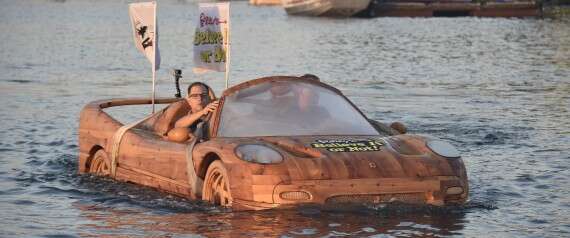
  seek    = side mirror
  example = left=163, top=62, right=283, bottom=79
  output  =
left=390, top=122, right=407, bottom=134
left=369, top=119, right=399, bottom=135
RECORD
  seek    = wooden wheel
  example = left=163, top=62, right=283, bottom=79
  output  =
left=89, top=150, right=111, bottom=176
left=202, top=160, right=232, bottom=207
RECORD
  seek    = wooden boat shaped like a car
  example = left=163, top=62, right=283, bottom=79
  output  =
left=78, top=76, right=468, bottom=210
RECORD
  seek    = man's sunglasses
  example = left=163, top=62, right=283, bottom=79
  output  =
left=189, top=93, right=208, bottom=99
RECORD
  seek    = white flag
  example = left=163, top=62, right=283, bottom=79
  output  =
left=193, top=3, right=230, bottom=73
left=129, top=1, right=160, bottom=70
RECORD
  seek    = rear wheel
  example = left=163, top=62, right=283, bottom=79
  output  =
left=202, top=161, right=232, bottom=207
left=89, top=150, right=111, bottom=176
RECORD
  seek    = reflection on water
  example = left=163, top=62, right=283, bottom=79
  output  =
left=75, top=201, right=474, bottom=237
left=73, top=174, right=488, bottom=237
left=0, top=0, right=569, bottom=237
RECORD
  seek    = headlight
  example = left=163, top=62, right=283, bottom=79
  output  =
left=235, top=144, right=283, bottom=164
left=426, top=140, right=461, bottom=158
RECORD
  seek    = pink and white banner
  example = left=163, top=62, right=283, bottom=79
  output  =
left=193, top=2, right=230, bottom=73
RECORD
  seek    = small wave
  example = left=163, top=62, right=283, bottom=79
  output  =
left=515, top=174, right=536, bottom=183
left=42, top=234, right=77, bottom=238
left=533, top=148, right=564, bottom=153
left=27, top=149, right=40, bottom=154
left=66, top=144, right=78, bottom=149
left=13, top=173, right=43, bottom=184
left=503, top=191, right=524, bottom=198
left=4, top=79, right=34, bottom=84
left=46, top=140, right=64, bottom=146
left=11, top=199, right=36, bottom=205
left=0, top=187, right=25, bottom=196
left=43, top=125, right=57, bottom=131
left=33, top=185, right=88, bottom=197
left=530, top=219, right=549, bottom=225
left=25, top=156, right=45, bottom=166
left=289, top=228, right=319, bottom=235
left=551, top=164, right=569, bottom=170
left=534, top=184, right=551, bottom=190
left=535, top=174, right=554, bottom=180
left=45, top=154, right=78, bottom=170
left=475, top=133, right=505, bottom=145
left=93, top=197, right=133, bottom=206
left=512, top=87, right=558, bottom=93
left=86, top=66, right=137, bottom=72
left=315, top=200, right=497, bottom=216
left=78, top=175, right=210, bottom=213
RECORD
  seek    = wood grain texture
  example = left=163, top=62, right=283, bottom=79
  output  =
left=78, top=98, right=193, bottom=197
left=78, top=78, right=469, bottom=210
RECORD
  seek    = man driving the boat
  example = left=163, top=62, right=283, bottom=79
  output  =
left=290, top=85, right=331, bottom=126
left=167, top=82, right=218, bottom=142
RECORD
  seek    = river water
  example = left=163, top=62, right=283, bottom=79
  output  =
left=0, top=0, right=569, bottom=237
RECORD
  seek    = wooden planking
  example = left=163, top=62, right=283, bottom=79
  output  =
left=78, top=97, right=193, bottom=197
left=115, top=167, right=191, bottom=197
left=191, top=134, right=468, bottom=206
left=251, top=185, right=276, bottom=203
left=251, top=175, right=288, bottom=185
left=280, top=139, right=434, bottom=180
left=274, top=177, right=443, bottom=204
left=271, top=135, right=458, bottom=181
left=393, top=135, right=456, bottom=175
left=117, top=129, right=188, bottom=182
left=120, top=164, right=189, bottom=188
left=372, top=151, right=408, bottom=178
left=226, top=163, right=254, bottom=201
left=78, top=87, right=469, bottom=210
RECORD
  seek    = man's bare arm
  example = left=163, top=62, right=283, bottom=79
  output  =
left=174, top=101, right=219, bottom=128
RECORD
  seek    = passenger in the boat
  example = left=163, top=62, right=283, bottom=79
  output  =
left=293, top=86, right=330, bottom=123
left=167, top=82, right=218, bottom=142
left=263, top=74, right=321, bottom=112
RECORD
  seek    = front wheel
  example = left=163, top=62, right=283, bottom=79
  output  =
left=202, top=160, right=232, bottom=207
left=89, top=150, right=111, bottom=176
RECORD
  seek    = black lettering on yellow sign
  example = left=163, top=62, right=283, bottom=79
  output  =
left=310, top=139, right=385, bottom=152
left=214, top=47, right=226, bottom=63
left=194, top=30, right=224, bottom=45
left=200, top=51, right=212, bottom=63
left=199, top=47, right=226, bottom=64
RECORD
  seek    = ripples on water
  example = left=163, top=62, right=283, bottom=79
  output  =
left=0, top=0, right=569, bottom=237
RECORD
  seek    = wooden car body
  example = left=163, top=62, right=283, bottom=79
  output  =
left=78, top=76, right=468, bottom=210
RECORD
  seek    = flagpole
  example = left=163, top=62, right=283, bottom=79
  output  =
left=224, top=3, right=231, bottom=89
left=152, top=65, right=156, bottom=113
left=151, top=1, right=157, bottom=113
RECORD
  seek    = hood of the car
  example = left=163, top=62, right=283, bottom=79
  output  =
left=257, top=135, right=465, bottom=180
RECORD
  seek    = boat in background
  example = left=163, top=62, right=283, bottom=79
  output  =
left=250, top=0, right=282, bottom=5
left=282, top=0, right=371, bottom=17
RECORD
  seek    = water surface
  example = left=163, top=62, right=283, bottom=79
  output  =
left=0, top=0, right=569, bottom=237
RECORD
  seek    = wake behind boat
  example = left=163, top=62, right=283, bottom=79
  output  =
left=282, top=0, right=371, bottom=17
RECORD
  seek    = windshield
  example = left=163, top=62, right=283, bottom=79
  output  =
left=217, top=80, right=379, bottom=137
